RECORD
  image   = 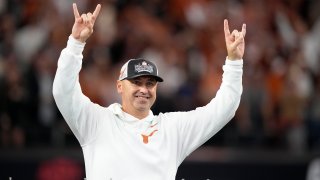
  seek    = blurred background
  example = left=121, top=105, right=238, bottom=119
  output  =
left=0, top=0, right=319, bottom=179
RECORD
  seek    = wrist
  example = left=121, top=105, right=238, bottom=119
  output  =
left=70, top=34, right=86, bottom=44
left=71, top=33, right=86, bottom=43
left=225, top=58, right=243, bottom=65
left=67, top=35, right=86, bottom=55
left=227, top=56, right=242, bottom=61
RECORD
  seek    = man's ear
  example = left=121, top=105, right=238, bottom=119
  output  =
left=116, top=80, right=122, bottom=94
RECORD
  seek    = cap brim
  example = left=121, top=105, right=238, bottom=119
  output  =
left=124, top=74, right=163, bottom=82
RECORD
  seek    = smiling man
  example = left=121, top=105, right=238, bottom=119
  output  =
left=117, top=59, right=163, bottom=119
left=52, top=3, right=246, bottom=180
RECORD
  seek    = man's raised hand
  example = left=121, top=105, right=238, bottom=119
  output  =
left=71, top=3, right=101, bottom=43
left=224, top=19, right=246, bottom=60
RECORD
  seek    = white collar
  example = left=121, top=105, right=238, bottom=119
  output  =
left=108, top=103, right=154, bottom=123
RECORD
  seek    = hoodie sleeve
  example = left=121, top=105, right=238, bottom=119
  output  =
left=52, top=36, right=103, bottom=146
left=163, top=59, right=243, bottom=164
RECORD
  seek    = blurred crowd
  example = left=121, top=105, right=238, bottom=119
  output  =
left=0, top=0, right=319, bottom=154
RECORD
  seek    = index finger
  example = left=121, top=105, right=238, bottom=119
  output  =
left=73, top=3, right=80, bottom=18
left=224, top=19, right=231, bottom=37
left=93, top=4, right=101, bottom=19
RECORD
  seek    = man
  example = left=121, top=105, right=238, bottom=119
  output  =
left=53, top=3, right=246, bottom=180
left=307, top=158, right=320, bottom=180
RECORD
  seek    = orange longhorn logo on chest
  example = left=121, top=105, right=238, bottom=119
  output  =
left=141, top=129, right=158, bottom=144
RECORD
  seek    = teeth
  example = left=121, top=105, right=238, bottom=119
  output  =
left=137, top=96, right=148, bottom=99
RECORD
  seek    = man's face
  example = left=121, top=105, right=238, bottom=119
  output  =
left=117, top=76, right=158, bottom=115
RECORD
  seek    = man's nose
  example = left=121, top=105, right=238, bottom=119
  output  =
left=138, top=84, right=148, bottom=93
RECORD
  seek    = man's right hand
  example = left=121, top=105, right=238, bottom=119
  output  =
left=71, top=3, right=101, bottom=43
left=224, top=19, right=246, bottom=61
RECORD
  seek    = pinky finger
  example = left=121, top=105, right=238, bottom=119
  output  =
left=241, top=24, right=246, bottom=38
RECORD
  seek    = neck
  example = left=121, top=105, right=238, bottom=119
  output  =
left=121, top=106, right=149, bottom=120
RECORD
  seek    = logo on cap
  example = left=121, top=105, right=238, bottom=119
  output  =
left=135, top=61, right=154, bottom=73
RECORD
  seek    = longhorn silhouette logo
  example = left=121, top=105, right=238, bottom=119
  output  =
left=141, top=130, right=158, bottom=144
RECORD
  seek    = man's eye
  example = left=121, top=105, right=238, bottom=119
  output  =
left=147, top=82, right=156, bottom=87
left=132, top=80, right=141, bottom=85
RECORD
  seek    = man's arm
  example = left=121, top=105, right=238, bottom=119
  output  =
left=52, top=4, right=102, bottom=145
left=163, top=20, right=246, bottom=162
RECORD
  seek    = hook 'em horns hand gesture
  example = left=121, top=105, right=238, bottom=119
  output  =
left=224, top=19, right=246, bottom=60
left=71, top=3, right=101, bottom=43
